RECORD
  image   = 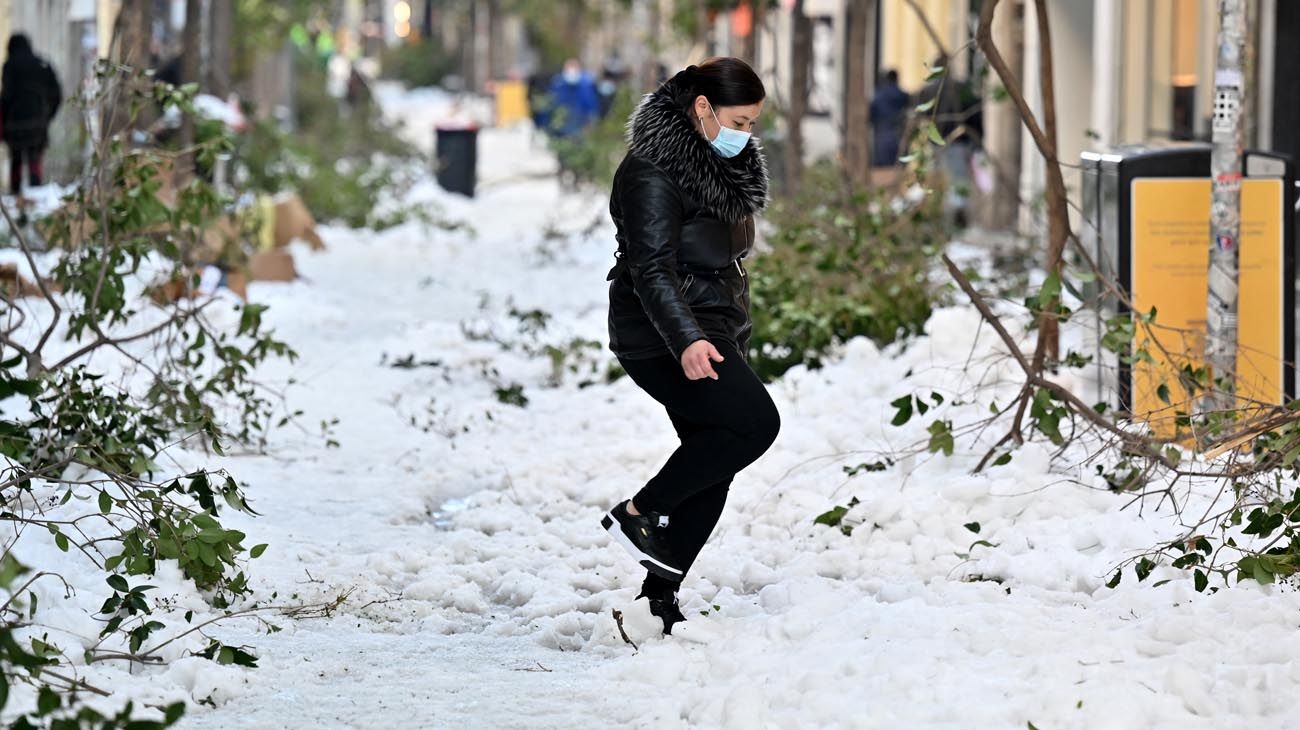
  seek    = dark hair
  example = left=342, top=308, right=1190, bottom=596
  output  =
left=666, top=57, right=765, bottom=117
left=884, top=69, right=899, bottom=85
left=7, top=33, right=32, bottom=57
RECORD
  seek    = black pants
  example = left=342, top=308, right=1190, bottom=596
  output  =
left=8, top=146, right=44, bottom=193
left=618, top=342, right=780, bottom=589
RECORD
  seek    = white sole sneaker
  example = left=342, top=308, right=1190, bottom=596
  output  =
left=601, top=511, right=683, bottom=580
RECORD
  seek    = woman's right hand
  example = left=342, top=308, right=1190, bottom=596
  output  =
left=681, top=339, right=725, bottom=381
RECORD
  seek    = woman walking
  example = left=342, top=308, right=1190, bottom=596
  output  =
left=601, top=58, right=780, bottom=635
left=1, top=34, right=62, bottom=195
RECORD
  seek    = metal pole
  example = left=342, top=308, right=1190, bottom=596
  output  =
left=1206, top=0, right=1247, bottom=413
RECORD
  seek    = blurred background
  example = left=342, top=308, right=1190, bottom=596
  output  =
left=3, top=0, right=1299, bottom=234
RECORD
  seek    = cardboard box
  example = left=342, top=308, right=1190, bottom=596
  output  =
left=273, top=194, right=325, bottom=250
left=248, top=250, right=297, bottom=282
left=148, top=266, right=248, bottom=305
left=0, top=263, right=49, bottom=298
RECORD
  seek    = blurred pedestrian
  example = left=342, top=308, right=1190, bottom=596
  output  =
left=869, top=69, right=909, bottom=167
left=547, top=58, right=599, bottom=138
left=1, top=34, right=62, bottom=194
left=601, top=58, right=779, bottom=636
left=597, top=50, right=628, bottom=119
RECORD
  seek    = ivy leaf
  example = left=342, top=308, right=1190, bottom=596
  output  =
left=964, top=522, right=981, bottom=534
left=1135, top=557, right=1155, bottom=582
left=36, top=685, right=60, bottom=715
left=1194, top=569, right=1208, bottom=593
left=927, top=420, right=955, bottom=456
left=1156, top=383, right=1171, bottom=405
left=814, top=506, right=849, bottom=528
left=1106, top=569, right=1122, bottom=588
left=889, top=395, right=913, bottom=426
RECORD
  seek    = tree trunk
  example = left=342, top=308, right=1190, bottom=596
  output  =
left=976, top=0, right=1023, bottom=231
left=207, top=0, right=234, bottom=98
left=739, top=2, right=756, bottom=65
left=842, top=0, right=874, bottom=185
left=785, top=0, right=812, bottom=195
left=179, top=0, right=202, bottom=160
left=1032, top=0, right=1066, bottom=367
left=1205, top=0, right=1248, bottom=412
left=112, top=0, right=152, bottom=68
left=105, top=0, right=153, bottom=139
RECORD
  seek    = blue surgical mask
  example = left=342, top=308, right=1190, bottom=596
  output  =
left=706, top=103, right=750, bottom=158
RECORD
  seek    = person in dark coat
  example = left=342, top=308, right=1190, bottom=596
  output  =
left=869, top=69, right=910, bottom=167
left=546, top=58, right=600, bottom=138
left=1, top=34, right=62, bottom=193
left=600, top=58, right=780, bottom=636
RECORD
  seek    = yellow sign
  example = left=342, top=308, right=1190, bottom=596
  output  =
left=1130, top=178, right=1284, bottom=432
left=493, top=80, right=530, bottom=128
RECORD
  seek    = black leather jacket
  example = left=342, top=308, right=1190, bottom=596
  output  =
left=606, top=77, right=769, bottom=361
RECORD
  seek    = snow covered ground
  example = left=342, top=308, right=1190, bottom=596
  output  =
left=8, top=85, right=1300, bottom=729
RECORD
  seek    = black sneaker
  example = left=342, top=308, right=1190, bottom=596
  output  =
left=637, top=587, right=687, bottom=635
left=600, top=500, right=683, bottom=580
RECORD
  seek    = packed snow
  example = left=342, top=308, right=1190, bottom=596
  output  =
left=4, top=84, right=1300, bottom=730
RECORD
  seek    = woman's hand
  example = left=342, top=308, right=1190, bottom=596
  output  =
left=681, top=339, right=725, bottom=381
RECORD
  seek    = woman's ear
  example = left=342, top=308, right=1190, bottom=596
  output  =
left=694, top=95, right=710, bottom=120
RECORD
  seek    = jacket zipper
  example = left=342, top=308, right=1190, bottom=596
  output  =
left=679, top=274, right=695, bottom=294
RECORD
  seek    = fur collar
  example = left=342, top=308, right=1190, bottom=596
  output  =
left=625, top=79, right=769, bottom=223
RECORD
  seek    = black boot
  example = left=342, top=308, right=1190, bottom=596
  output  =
left=601, top=499, right=683, bottom=580
left=637, top=576, right=687, bottom=635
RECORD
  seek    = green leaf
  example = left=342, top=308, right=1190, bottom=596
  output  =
left=1106, top=569, right=1122, bottom=588
left=926, top=123, right=946, bottom=146
left=1038, top=271, right=1061, bottom=304
left=0, top=552, right=29, bottom=590
left=889, top=395, right=913, bottom=426
left=814, top=506, right=849, bottom=528
left=54, top=531, right=69, bottom=553
left=1135, top=557, right=1155, bottom=581
left=926, top=419, right=955, bottom=456
left=36, top=685, right=60, bottom=715
left=1194, top=569, right=1208, bottom=592
left=1157, top=383, right=1171, bottom=405
left=250, top=543, right=268, bottom=559
left=963, top=522, right=980, bottom=534
left=992, top=452, right=1013, bottom=467
left=107, top=574, right=129, bottom=593
left=165, top=702, right=187, bottom=723
left=98, top=490, right=112, bottom=514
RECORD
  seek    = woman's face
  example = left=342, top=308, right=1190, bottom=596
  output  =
left=693, top=95, right=764, bottom=142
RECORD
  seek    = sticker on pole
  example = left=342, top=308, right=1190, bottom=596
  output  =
left=1215, top=69, right=1243, bottom=89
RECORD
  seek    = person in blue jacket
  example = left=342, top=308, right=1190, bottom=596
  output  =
left=869, top=69, right=910, bottom=167
left=547, top=58, right=600, bottom=138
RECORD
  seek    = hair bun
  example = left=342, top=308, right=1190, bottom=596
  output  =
left=672, top=65, right=698, bottom=88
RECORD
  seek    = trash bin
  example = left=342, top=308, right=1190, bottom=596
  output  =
left=1080, top=144, right=1296, bottom=422
left=435, top=124, right=478, bottom=197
